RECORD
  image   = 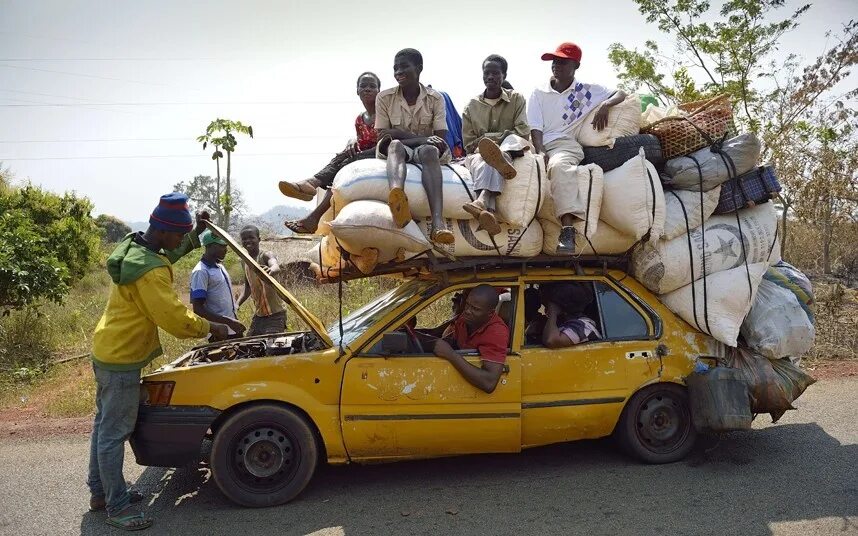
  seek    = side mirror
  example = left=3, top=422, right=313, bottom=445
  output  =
left=381, top=332, right=409, bottom=354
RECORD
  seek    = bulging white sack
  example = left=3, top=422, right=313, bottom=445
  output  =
left=495, top=153, right=548, bottom=228
left=632, top=202, right=780, bottom=294
left=538, top=163, right=604, bottom=238
left=664, top=133, right=762, bottom=191
left=541, top=218, right=637, bottom=255
left=417, top=218, right=543, bottom=258
left=663, top=187, right=722, bottom=241
left=601, top=149, right=665, bottom=242
left=331, top=159, right=474, bottom=220
left=661, top=262, right=768, bottom=347
left=741, top=279, right=816, bottom=359
left=577, top=94, right=642, bottom=148
left=328, top=200, right=430, bottom=257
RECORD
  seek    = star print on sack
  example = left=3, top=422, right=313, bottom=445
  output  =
left=713, top=235, right=739, bottom=262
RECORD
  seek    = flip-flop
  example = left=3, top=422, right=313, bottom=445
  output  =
left=278, top=180, right=317, bottom=201
left=477, top=210, right=502, bottom=236
left=105, top=511, right=153, bottom=531
left=462, top=200, right=487, bottom=219
left=388, top=187, right=412, bottom=228
left=284, top=219, right=317, bottom=235
left=478, top=138, right=517, bottom=181
left=430, top=227, right=455, bottom=245
left=90, top=490, right=145, bottom=512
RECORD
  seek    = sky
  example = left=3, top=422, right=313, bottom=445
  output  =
left=1, top=0, right=855, bottom=224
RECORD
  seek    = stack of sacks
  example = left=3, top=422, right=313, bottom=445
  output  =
left=661, top=133, right=762, bottom=191
left=312, top=153, right=548, bottom=271
left=540, top=149, right=665, bottom=255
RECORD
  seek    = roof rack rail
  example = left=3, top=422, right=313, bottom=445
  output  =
left=316, top=252, right=630, bottom=284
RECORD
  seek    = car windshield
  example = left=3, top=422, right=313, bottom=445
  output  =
left=326, top=279, right=435, bottom=348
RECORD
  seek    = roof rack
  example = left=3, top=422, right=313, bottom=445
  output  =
left=316, top=250, right=630, bottom=284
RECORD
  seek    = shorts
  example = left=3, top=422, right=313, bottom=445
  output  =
left=376, top=135, right=452, bottom=164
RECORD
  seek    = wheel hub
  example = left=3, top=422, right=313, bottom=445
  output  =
left=235, top=427, right=292, bottom=478
left=637, top=394, right=684, bottom=450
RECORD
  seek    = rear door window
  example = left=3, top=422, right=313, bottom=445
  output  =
left=595, top=282, right=649, bottom=340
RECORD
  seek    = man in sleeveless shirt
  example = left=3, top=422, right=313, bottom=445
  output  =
left=237, top=225, right=287, bottom=335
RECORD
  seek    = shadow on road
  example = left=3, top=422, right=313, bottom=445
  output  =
left=80, top=422, right=857, bottom=536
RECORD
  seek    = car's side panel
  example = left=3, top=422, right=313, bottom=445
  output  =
left=340, top=355, right=522, bottom=461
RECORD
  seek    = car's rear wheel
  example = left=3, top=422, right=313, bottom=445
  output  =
left=210, top=404, right=318, bottom=507
left=615, top=383, right=697, bottom=464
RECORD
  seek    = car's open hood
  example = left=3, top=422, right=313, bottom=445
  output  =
left=206, top=221, right=333, bottom=348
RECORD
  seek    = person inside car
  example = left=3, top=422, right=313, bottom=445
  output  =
left=541, top=282, right=601, bottom=348
left=433, top=284, right=509, bottom=393
left=524, top=286, right=547, bottom=345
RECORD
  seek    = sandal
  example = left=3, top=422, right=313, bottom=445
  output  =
left=478, top=138, right=516, bottom=181
left=90, top=490, right=145, bottom=512
left=106, top=510, right=153, bottom=531
left=430, top=227, right=455, bottom=245
left=278, top=180, right=317, bottom=202
left=284, top=219, right=318, bottom=235
left=462, top=200, right=487, bottom=219
left=477, top=210, right=502, bottom=236
left=388, top=187, right=412, bottom=228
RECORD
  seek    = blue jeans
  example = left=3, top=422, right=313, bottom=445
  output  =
left=86, top=365, right=141, bottom=517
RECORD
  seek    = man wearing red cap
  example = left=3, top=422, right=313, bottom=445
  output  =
left=527, top=42, right=626, bottom=253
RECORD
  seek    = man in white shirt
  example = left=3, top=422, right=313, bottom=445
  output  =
left=527, top=42, right=626, bottom=253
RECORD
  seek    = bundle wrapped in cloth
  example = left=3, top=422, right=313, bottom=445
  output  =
left=662, top=133, right=761, bottom=191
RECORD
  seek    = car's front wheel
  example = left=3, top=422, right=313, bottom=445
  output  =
left=615, top=383, right=697, bottom=464
left=211, top=404, right=318, bottom=507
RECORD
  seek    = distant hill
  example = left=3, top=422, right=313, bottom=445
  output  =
left=127, top=221, right=148, bottom=233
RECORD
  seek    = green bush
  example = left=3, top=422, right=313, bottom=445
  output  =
left=95, top=214, right=132, bottom=243
left=0, top=306, right=54, bottom=380
left=0, top=183, right=101, bottom=310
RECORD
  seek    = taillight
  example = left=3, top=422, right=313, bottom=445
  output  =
left=142, top=381, right=175, bottom=406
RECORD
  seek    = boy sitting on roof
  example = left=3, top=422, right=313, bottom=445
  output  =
left=375, top=48, right=454, bottom=246
left=461, top=54, right=531, bottom=236
left=528, top=42, right=626, bottom=254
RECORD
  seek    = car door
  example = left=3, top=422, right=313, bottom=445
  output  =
left=520, top=276, right=659, bottom=448
left=340, top=283, right=522, bottom=461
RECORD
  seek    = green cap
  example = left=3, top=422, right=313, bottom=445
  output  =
left=201, top=230, right=227, bottom=247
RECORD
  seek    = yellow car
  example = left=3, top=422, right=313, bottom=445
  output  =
left=131, top=227, right=721, bottom=508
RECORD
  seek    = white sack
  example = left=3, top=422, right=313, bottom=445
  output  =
left=328, top=200, right=430, bottom=257
left=633, top=202, right=780, bottom=295
left=495, top=153, right=548, bottom=228
left=305, top=236, right=341, bottom=267
left=541, top=218, right=637, bottom=255
left=664, top=133, right=762, bottom=191
left=663, top=187, right=722, bottom=241
left=417, top=218, right=543, bottom=258
left=740, top=279, right=816, bottom=359
left=601, top=149, right=665, bottom=242
left=577, top=94, right=642, bottom=148
left=641, top=104, right=687, bottom=128
left=661, top=262, right=768, bottom=347
left=331, top=159, right=474, bottom=220
left=538, top=163, right=604, bottom=238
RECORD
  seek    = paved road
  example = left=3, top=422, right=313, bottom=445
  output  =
left=1, top=378, right=856, bottom=536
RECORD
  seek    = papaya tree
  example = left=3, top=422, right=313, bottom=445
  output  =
left=196, top=119, right=253, bottom=228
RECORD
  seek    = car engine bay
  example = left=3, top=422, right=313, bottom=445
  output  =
left=183, top=332, right=325, bottom=366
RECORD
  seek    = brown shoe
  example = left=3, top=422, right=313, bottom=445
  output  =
left=478, top=138, right=516, bottom=181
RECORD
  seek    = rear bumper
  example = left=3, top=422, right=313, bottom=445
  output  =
left=130, top=405, right=221, bottom=467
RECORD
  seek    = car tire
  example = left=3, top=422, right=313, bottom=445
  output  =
left=615, top=383, right=697, bottom=464
left=210, top=404, right=318, bottom=507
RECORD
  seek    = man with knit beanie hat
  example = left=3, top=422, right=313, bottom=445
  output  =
left=527, top=42, right=626, bottom=254
left=88, top=193, right=228, bottom=531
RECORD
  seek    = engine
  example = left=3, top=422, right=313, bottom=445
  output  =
left=185, top=332, right=323, bottom=366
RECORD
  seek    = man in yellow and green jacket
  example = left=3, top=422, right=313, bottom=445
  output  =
left=87, top=193, right=228, bottom=531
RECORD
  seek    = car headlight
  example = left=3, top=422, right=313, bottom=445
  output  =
left=141, top=381, right=175, bottom=406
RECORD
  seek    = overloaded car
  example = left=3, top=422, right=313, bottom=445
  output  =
left=130, top=224, right=723, bottom=507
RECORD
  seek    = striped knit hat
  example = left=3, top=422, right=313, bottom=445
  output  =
left=149, top=193, right=193, bottom=233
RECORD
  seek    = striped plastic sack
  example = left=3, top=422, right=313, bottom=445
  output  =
left=763, top=261, right=814, bottom=323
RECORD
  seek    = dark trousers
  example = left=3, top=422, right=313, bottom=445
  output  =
left=314, top=148, right=377, bottom=187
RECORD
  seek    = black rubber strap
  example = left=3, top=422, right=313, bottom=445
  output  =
left=667, top=189, right=704, bottom=332
left=687, top=154, right=712, bottom=335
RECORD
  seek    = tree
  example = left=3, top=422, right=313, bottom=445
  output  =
left=95, top=214, right=132, bottom=243
left=173, top=174, right=247, bottom=231
left=0, top=175, right=101, bottom=311
left=196, top=119, right=253, bottom=228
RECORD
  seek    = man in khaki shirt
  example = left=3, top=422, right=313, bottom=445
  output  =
left=375, top=48, right=453, bottom=245
left=460, top=54, right=531, bottom=236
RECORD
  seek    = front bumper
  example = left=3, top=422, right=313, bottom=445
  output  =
left=130, top=405, right=221, bottom=467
